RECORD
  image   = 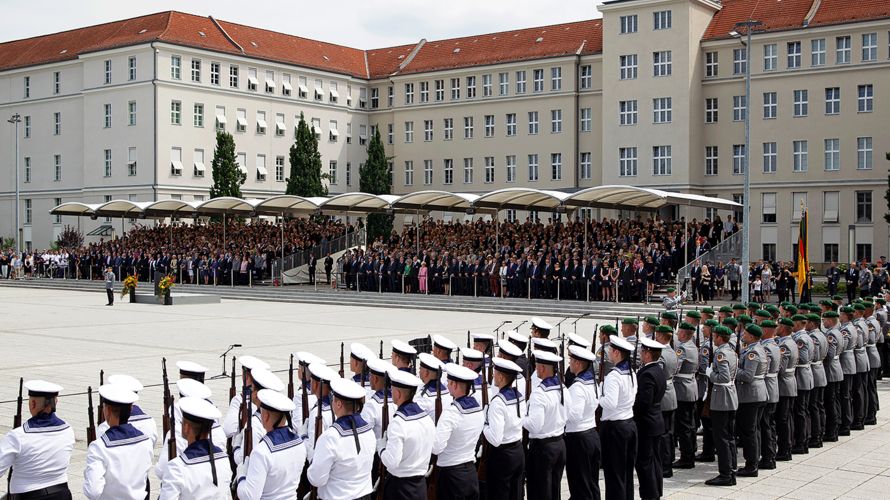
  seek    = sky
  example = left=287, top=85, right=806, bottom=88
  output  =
left=0, top=0, right=603, bottom=48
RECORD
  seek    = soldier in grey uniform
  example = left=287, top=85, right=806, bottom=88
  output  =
left=672, top=322, right=698, bottom=469
left=822, top=311, right=844, bottom=442
left=735, top=323, right=768, bottom=477
left=662, top=287, right=682, bottom=310
left=838, top=306, right=857, bottom=435
left=704, top=326, right=739, bottom=487
left=758, top=320, right=781, bottom=469
left=595, top=324, right=617, bottom=379
left=864, top=301, right=881, bottom=425
left=775, top=318, right=798, bottom=460
left=620, top=317, right=640, bottom=369
left=876, top=297, right=889, bottom=378
left=791, top=314, right=814, bottom=454
left=806, top=313, right=828, bottom=447
left=695, top=320, right=717, bottom=462
left=851, top=303, right=869, bottom=429
left=655, top=325, right=678, bottom=478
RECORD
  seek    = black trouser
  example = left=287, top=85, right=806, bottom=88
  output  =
left=824, top=381, right=840, bottom=439
left=809, top=386, right=825, bottom=444
left=485, top=440, right=524, bottom=500
left=526, top=436, right=565, bottom=500
left=674, top=401, right=696, bottom=462
left=737, top=402, right=765, bottom=469
left=711, top=410, right=737, bottom=477
left=601, top=419, right=637, bottom=500
left=776, top=396, right=794, bottom=456
left=866, top=368, right=879, bottom=423
left=106, top=288, right=113, bottom=305
left=660, top=410, right=674, bottom=475
left=759, top=402, right=777, bottom=464
left=852, top=371, right=867, bottom=427
left=384, top=473, right=427, bottom=500
left=695, top=399, right=714, bottom=458
left=635, top=433, right=662, bottom=499
left=730, top=280, right=739, bottom=301
left=840, top=374, right=854, bottom=432
left=847, top=284, right=857, bottom=304
left=437, top=462, right=479, bottom=500
left=565, top=428, right=601, bottom=500
left=793, top=389, right=811, bottom=451
left=8, top=483, right=72, bottom=500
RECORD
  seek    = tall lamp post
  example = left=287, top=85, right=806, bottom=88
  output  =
left=730, top=19, right=762, bottom=304
left=8, top=113, right=21, bottom=253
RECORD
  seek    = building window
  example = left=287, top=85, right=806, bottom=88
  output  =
left=463, top=117, right=473, bottom=139
left=732, top=144, right=746, bottom=174
left=824, top=138, right=840, bottom=171
left=733, top=48, right=747, bottom=75
left=345, top=162, right=352, bottom=186
left=128, top=101, right=137, bottom=125
left=103, top=103, right=112, bottom=128
left=793, top=140, right=808, bottom=172
left=619, top=54, right=638, bottom=80
left=420, top=81, right=429, bottom=102
left=498, top=72, right=509, bottom=96
left=128, top=147, right=137, bottom=176
left=857, top=137, right=873, bottom=169
left=705, top=51, right=718, bottom=77
left=823, top=191, right=839, bottom=222
left=383, top=124, right=390, bottom=145
left=762, top=92, right=777, bottom=119
left=862, top=33, right=878, bottom=61
left=791, top=192, right=807, bottom=221
left=579, top=65, right=592, bottom=89
left=653, top=50, right=672, bottom=77
left=209, top=62, right=220, bottom=85
left=484, top=115, right=495, bottom=137
left=236, top=109, right=247, bottom=133
left=793, top=90, right=808, bottom=117
left=705, top=146, right=718, bottom=176
left=528, top=154, right=539, bottom=181
left=329, top=81, right=338, bottom=102
left=193, top=103, right=204, bottom=127
left=528, top=111, right=539, bottom=135
left=275, top=114, right=286, bottom=137
left=215, top=106, right=226, bottom=132
left=404, top=121, right=414, bottom=143
left=506, top=113, right=517, bottom=136
left=762, top=244, right=777, bottom=262
left=620, top=100, right=638, bottom=125
left=856, top=191, right=872, bottom=223
left=550, top=153, right=562, bottom=180
left=484, top=156, right=495, bottom=183
left=762, top=192, right=777, bottom=223
left=404, top=83, right=414, bottom=104
left=482, top=74, right=493, bottom=97
left=857, top=244, right=872, bottom=262
left=653, top=146, right=672, bottom=175
left=620, top=14, right=638, bottom=34
left=53, top=198, right=62, bottom=224
left=825, top=87, right=840, bottom=115
left=311, top=118, right=322, bottom=139
left=762, top=142, right=777, bottom=173
left=858, top=84, right=873, bottom=112
left=466, top=76, right=477, bottom=98
left=619, top=147, right=638, bottom=177
left=229, top=65, right=239, bottom=88
left=424, top=159, right=433, bottom=185
left=24, top=76, right=30, bottom=98
left=580, top=107, right=592, bottom=132
left=787, top=41, right=801, bottom=69
left=653, top=97, right=672, bottom=123
left=275, top=156, right=285, bottom=182
left=23, top=116, right=30, bottom=138
left=103, top=149, right=112, bottom=177
left=812, top=39, right=826, bottom=66
left=54, top=112, right=61, bottom=135
left=443, top=118, right=453, bottom=140
left=444, top=159, right=454, bottom=185
left=515, top=70, right=527, bottom=94
left=54, top=154, right=62, bottom=181
left=171, top=55, right=181, bottom=79
left=128, top=56, right=137, bottom=81
left=171, top=101, right=181, bottom=125
left=24, top=199, right=31, bottom=225
left=732, top=95, right=746, bottom=121
left=192, top=149, right=205, bottom=177
left=733, top=194, right=745, bottom=222
left=370, top=88, right=379, bottom=108
left=191, top=59, right=201, bottom=82
left=532, top=69, right=544, bottom=92
left=506, top=155, right=517, bottom=183
left=550, top=67, right=562, bottom=90
left=170, top=147, right=183, bottom=176
left=825, top=244, right=839, bottom=262
left=653, top=10, right=671, bottom=30
left=763, top=43, right=777, bottom=70
left=836, top=36, right=851, bottom=64
left=424, top=120, right=433, bottom=142
left=463, top=158, right=474, bottom=183
left=580, top=152, right=592, bottom=180
left=550, top=109, right=562, bottom=133
left=451, top=78, right=460, bottom=100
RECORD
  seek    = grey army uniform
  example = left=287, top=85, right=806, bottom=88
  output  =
left=778, top=336, right=799, bottom=397
left=736, top=343, right=768, bottom=403
left=659, top=346, right=679, bottom=411
left=866, top=315, right=882, bottom=370
left=854, top=319, right=870, bottom=373
left=824, top=326, right=844, bottom=383
left=761, top=339, right=781, bottom=404
left=674, top=339, right=699, bottom=403
left=809, top=328, right=829, bottom=388
left=793, top=330, right=815, bottom=391
left=708, top=344, right=739, bottom=411
left=594, top=342, right=614, bottom=380
left=840, top=321, right=857, bottom=376
left=697, top=341, right=713, bottom=401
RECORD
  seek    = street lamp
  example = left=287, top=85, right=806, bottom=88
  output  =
left=7, top=113, right=21, bottom=253
left=731, top=19, right=762, bottom=304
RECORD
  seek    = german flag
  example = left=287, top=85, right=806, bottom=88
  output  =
left=797, top=205, right=809, bottom=298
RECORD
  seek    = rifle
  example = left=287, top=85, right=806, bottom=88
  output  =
left=166, top=391, right=177, bottom=460
left=476, top=372, right=490, bottom=482
left=7, top=378, right=22, bottom=490
left=288, top=354, right=295, bottom=400
left=427, top=367, right=444, bottom=500
left=376, top=374, right=390, bottom=500
left=309, top=382, right=323, bottom=500
left=467, top=330, right=471, bottom=348
left=232, top=385, right=253, bottom=500
left=702, top=329, right=715, bottom=418
left=162, top=358, right=170, bottom=438
left=379, top=340, right=384, bottom=360
left=227, top=356, right=237, bottom=475
left=595, top=329, right=605, bottom=427
left=87, top=386, right=97, bottom=445
left=339, top=342, right=345, bottom=378
left=97, top=370, right=105, bottom=425
left=296, top=362, right=311, bottom=500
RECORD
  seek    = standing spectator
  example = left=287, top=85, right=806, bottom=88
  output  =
left=826, top=262, right=840, bottom=298
left=859, top=262, right=873, bottom=300
left=727, top=258, right=741, bottom=301
left=714, top=261, right=726, bottom=300
left=846, top=263, right=859, bottom=304
left=753, top=275, right=763, bottom=303
left=762, top=264, right=773, bottom=303
left=699, top=262, right=711, bottom=305
left=307, top=251, right=317, bottom=285
left=105, top=266, right=115, bottom=306
left=419, top=261, right=429, bottom=294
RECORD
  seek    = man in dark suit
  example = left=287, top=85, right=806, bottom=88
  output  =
left=634, top=337, right=667, bottom=500
left=324, top=253, right=333, bottom=285
left=845, top=263, right=859, bottom=304
left=307, top=251, right=317, bottom=285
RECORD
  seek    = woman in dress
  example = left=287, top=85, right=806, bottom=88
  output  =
left=419, top=261, right=429, bottom=294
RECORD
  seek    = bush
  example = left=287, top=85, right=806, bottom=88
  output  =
left=55, top=226, right=83, bottom=249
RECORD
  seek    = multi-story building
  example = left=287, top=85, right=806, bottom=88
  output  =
left=1, top=1, right=888, bottom=264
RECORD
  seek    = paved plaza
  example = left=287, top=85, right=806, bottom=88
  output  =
left=1, top=286, right=889, bottom=498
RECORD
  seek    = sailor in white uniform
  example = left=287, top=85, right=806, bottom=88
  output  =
left=432, top=334, right=458, bottom=364
left=83, top=384, right=153, bottom=500
left=360, top=357, right=397, bottom=442
left=460, top=347, right=487, bottom=406
left=155, top=379, right=226, bottom=481
left=235, top=389, right=306, bottom=500
left=599, top=335, right=638, bottom=500
left=565, top=345, right=601, bottom=500
left=223, top=355, right=270, bottom=442
left=432, top=363, right=485, bottom=500
left=496, top=339, right=528, bottom=398
left=416, top=353, right=452, bottom=415
left=481, top=358, right=525, bottom=500
left=349, top=343, right=375, bottom=392
left=158, top=397, right=231, bottom=500
left=530, top=317, right=554, bottom=339
left=304, top=362, right=339, bottom=461
left=523, top=350, right=570, bottom=500
left=233, top=368, right=285, bottom=465
left=96, top=374, right=158, bottom=448
left=292, top=352, right=325, bottom=428
left=177, top=360, right=209, bottom=383
left=378, top=369, right=435, bottom=499
left=0, top=380, right=75, bottom=499
left=472, top=333, right=496, bottom=375
left=528, top=337, right=559, bottom=391
left=308, top=378, right=376, bottom=500
left=390, top=340, right=418, bottom=375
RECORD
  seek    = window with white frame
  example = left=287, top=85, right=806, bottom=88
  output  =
left=465, top=76, right=478, bottom=99
left=404, top=121, right=414, bottom=143
left=170, top=101, right=181, bottom=125
left=652, top=145, right=671, bottom=175
left=506, top=155, right=517, bottom=183
left=619, top=147, right=637, bottom=177
left=791, top=192, right=806, bottom=221
left=235, top=109, right=247, bottom=132
left=103, top=103, right=112, bottom=128
left=862, top=33, right=878, bottom=61
left=620, top=100, right=638, bottom=125
left=328, top=120, right=338, bottom=142
left=576, top=66, right=591, bottom=91
left=856, top=191, right=872, bottom=223
left=550, top=153, right=562, bottom=180
left=25, top=199, right=32, bottom=225
left=550, top=109, right=562, bottom=133
left=484, top=157, right=495, bottom=183
left=824, top=138, right=840, bottom=171
left=256, top=154, right=267, bottom=181
left=420, top=81, right=429, bottom=102
left=653, top=97, right=672, bottom=123
left=528, top=111, right=539, bottom=134
left=506, top=113, right=517, bottom=136
left=54, top=112, right=61, bottom=135
left=24, top=157, right=31, bottom=183
left=54, top=198, right=62, bottom=224
left=823, top=191, right=839, bottom=223
left=653, top=10, right=671, bottom=30
left=256, top=111, right=267, bottom=135
left=215, top=105, right=226, bottom=132
left=346, top=84, right=352, bottom=106
left=857, top=137, right=873, bottom=169
left=193, top=103, right=204, bottom=127
left=733, top=48, right=747, bottom=75
left=358, top=86, right=366, bottom=107
left=171, top=55, right=181, bottom=79
left=533, top=69, right=544, bottom=92
left=580, top=152, right=592, bottom=180
left=311, top=118, right=322, bottom=139
left=170, top=147, right=182, bottom=175
left=762, top=193, right=777, bottom=223
left=236, top=153, right=247, bottom=177
left=23, top=76, right=30, bottom=98
left=129, top=56, right=137, bottom=81
left=763, top=44, right=777, bottom=70
left=732, top=144, right=746, bottom=174
left=388, top=86, right=395, bottom=107
left=423, top=159, right=433, bottom=185
left=705, top=146, right=718, bottom=175
left=193, top=149, right=205, bottom=177
left=515, top=71, right=526, bottom=94
left=620, top=14, right=638, bottom=34
left=762, top=92, right=777, bottom=119
left=812, top=39, right=826, bottom=66
left=463, top=158, right=474, bottom=183
left=101, top=60, right=112, bottom=85
left=265, top=71, right=275, bottom=93
left=620, top=54, right=638, bottom=80
left=499, top=72, right=509, bottom=95
left=229, top=65, right=239, bottom=88
left=762, top=142, right=777, bottom=173
left=825, top=87, right=840, bottom=115
left=275, top=156, right=285, bottom=182
left=210, top=62, right=220, bottom=85
left=423, top=120, right=433, bottom=142
left=858, top=84, right=873, bottom=112
left=443, top=118, right=453, bottom=140
left=370, top=87, right=379, bottom=108
left=345, top=162, right=352, bottom=186
left=551, top=67, right=562, bottom=90
left=705, top=51, right=718, bottom=77
left=793, top=89, right=808, bottom=117
left=653, top=50, right=672, bottom=77
left=55, top=154, right=62, bottom=181
left=384, top=124, right=391, bottom=145
left=482, top=74, right=493, bottom=96
left=444, top=159, right=454, bottom=185
left=787, top=41, right=801, bottom=68
left=705, top=97, right=719, bottom=123
left=405, top=82, right=414, bottom=104
left=836, top=36, right=851, bottom=64
left=463, top=117, right=473, bottom=139
left=580, top=108, right=592, bottom=132
left=484, top=115, right=495, bottom=137
left=451, top=78, right=460, bottom=100
left=732, top=95, right=746, bottom=121
left=793, top=140, right=808, bottom=171
left=275, top=113, right=286, bottom=136
left=528, top=154, right=539, bottom=181
left=191, top=59, right=201, bottom=82
left=315, top=79, right=324, bottom=101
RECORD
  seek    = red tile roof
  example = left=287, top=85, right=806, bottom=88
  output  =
left=702, top=0, right=815, bottom=41
left=809, top=0, right=890, bottom=27
left=366, top=43, right=418, bottom=79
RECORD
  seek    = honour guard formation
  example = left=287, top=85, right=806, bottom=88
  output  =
left=0, top=293, right=888, bottom=500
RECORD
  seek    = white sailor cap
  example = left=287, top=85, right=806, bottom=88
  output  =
left=568, top=345, right=596, bottom=363
left=308, top=363, right=338, bottom=382
left=389, top=370, right=424, bottom=390
left=257, top=389, right=295, bottom=413
left=471, top=333, right=495, bottom=343
left=566, top=333, right=591, bottom=349
left=25, top=380, right=63, bottom=398
left=107, top=374, right=143, bottom=393
left=176, top=361, right=208, bottom=377
left=179, top=396, right=221, bottom=423
left=532, top=350, right=562, bottom=366
left=251, top=368, right=285, bottom=392
left=609, top=335, right=634, bottom=353
left=497, top=339, right=523, bottom=359
left=530, top=337, right=558, bottom=352
left=640, top=337, right=667, bottom=350
left=444, top=363, right=478, bottom=383
left=238, top=355, right=270, bottom=371
left=330, top=378, right=366, bottom=402
left=492, top=357, right=522, bottom=375
left=460, top=347, right=484, bottom=362
left=506, top=330, right=529, bottom=347
left=99, top=384, right=138, bottom=405
left=366, top=357, right=394, bottom=376
left=350, top=343, right=374, bottom=361
left=531, top=317, right=554, bottom=331
left=296, top=351, right=326, bottom=366
left=176, top=378, right=212, bottom=399
left=432, top=335, right=457, bottom=352
left=418, top=353, right=443, bottom=372
left=391, top=339, right=417, bottom=358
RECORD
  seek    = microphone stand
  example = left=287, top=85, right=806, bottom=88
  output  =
left=493, top=320, right=513, bottom=338
left=212, top=344, right=242, bottom=380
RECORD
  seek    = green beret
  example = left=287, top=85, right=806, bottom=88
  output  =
left=722, top=317, right=739, bottom=327
left=755, top=309, right=771, bottom=319
left=622, top=317, right=639, bottom=325
left=704, top=319, right=719, bottom=327
left=791, top=314, right=807, bottom=322
left=820, top=300, right=834, bottom=307
left=745, top=324, right=764, bottom=338
left=765, top=305, right=780, bottom=314
left=678, top=322, right=696, bottom=331
left=719, top=306, right=733, bottom=314
left=808, top=304, right=823, bottom=312
left=702, top=307, right=715, bottom=315
left=714, top=326, right=733, bottom=338
left=747, top=302, right=760, bottom=310
left=685, top=310, right=701, bottom=319
left=655, top=325, right=673, bottom=335
left=738, top=314, right=752, bottom=324
left=840, top=306, right=854, bottom=314
left=761, top=320, right=777, bottom=328
left=780, top=301, right=791, bottom=307
left=732, top=304, right=747, bottom=311
left=863, top=301, right=875, bottom=309
left=853, top=304, right=866, bottom=311
left=778, top=317, right=794, bottom=327
left=661, top=312, right=678, bottom=321
left=832, top=295, right=844, bottom=301
left=805, top=313, right=821, bottom=322
left=645, top=316, right=660, bottom=326
left=601, top=324, right=618, bottom=335
left=822, top=311, right=839, bottom=318
left=877, top=298, right=887, bottom=305
left=666, top=287, right=676, bottom=293
left=785, top=305, right=799, bottom=314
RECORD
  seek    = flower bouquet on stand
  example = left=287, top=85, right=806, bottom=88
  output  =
left=158, top=274, right=176, bottom=305
left=122, top=275, right=139, bottom=303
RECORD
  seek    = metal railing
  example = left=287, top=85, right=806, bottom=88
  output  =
left=676, top=231, right=743, bottom=289
left=272, top=228, right=366, bottom=283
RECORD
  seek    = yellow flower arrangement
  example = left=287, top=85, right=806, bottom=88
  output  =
left=121, top=275, right=138, bottom=298
left=158, top=274, right=176, bottom=295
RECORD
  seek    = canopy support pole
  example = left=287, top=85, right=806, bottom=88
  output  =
left=679, top=207, right=687, bottom=295
left=495, top=210, right=499, bottom=250
left=223, top=213, right=227, bottom=251
left=416, top=209, right=420, bottom=257
left=584, top=208, right=588, bottom=260
left=281, top=212, right=285, bottom=285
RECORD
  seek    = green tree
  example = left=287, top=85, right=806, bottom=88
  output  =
left=209, top=131, right=245, bottom=199
left=360, top=127, right=393, bottom=241
left=287, top=112, right=327, bottom=197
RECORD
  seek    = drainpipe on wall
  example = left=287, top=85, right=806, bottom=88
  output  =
left=151, top=42, right=158, bottom=203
